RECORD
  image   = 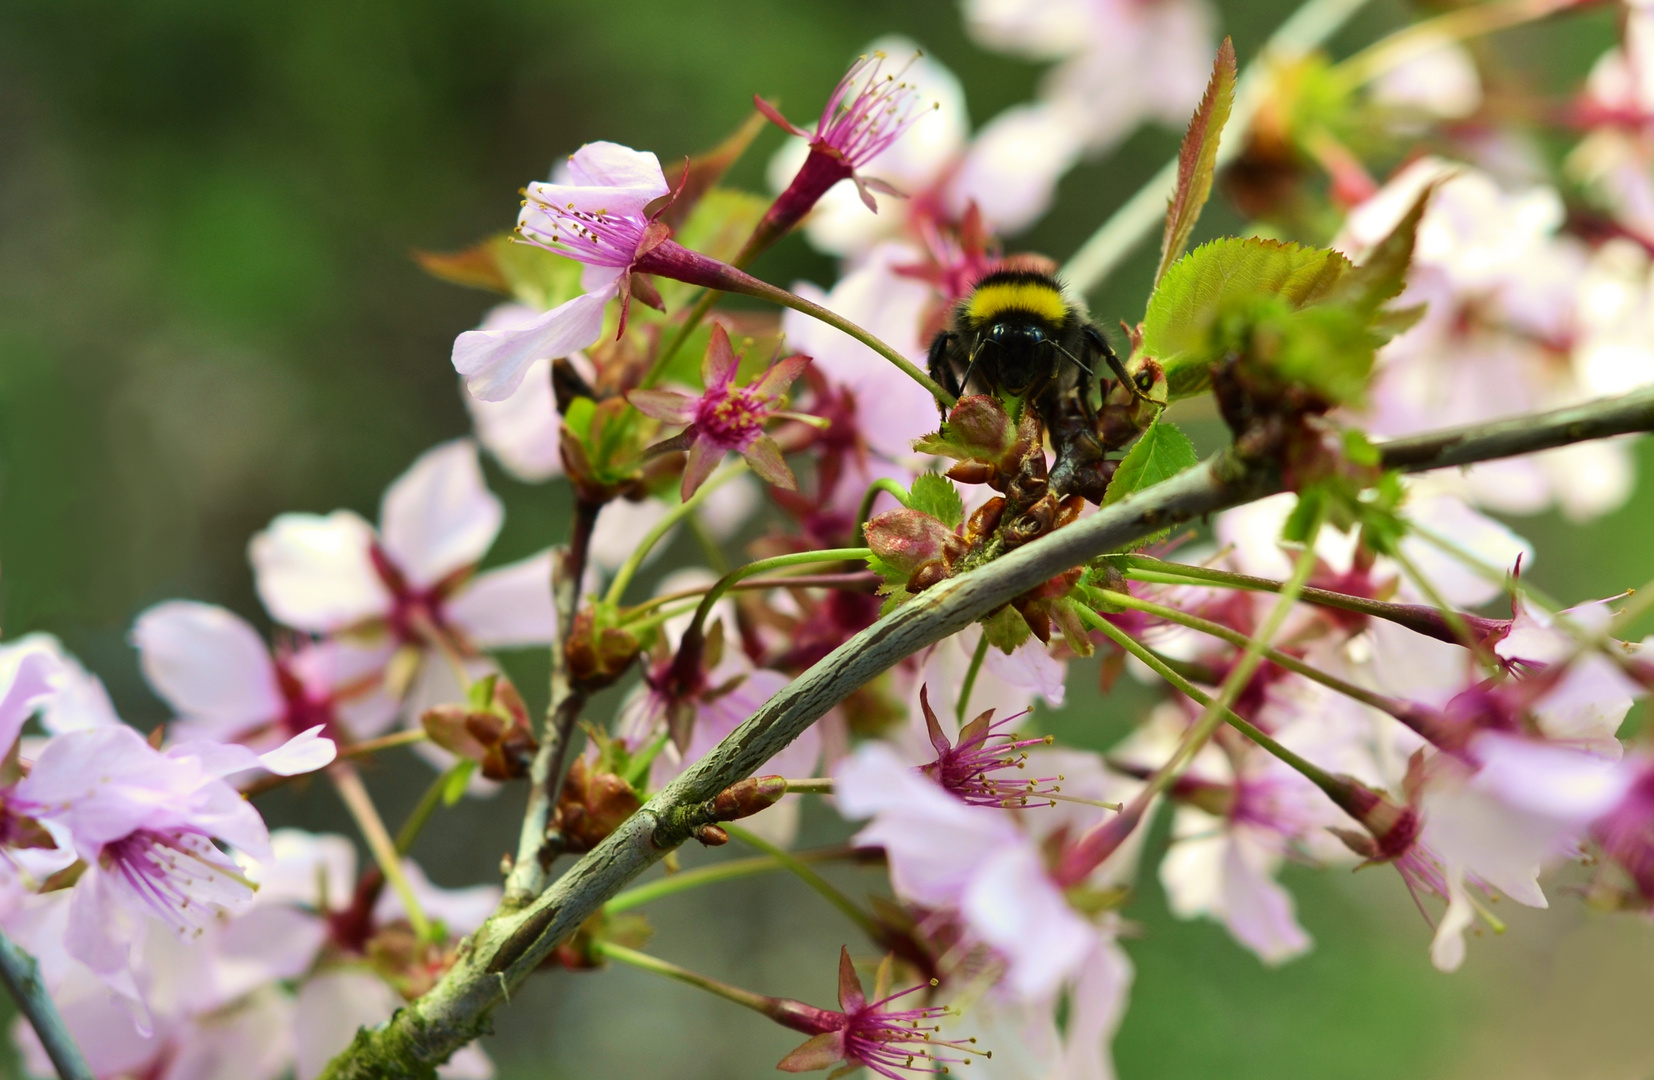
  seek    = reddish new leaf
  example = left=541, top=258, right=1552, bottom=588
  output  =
left=1156, top=37, right=1237, bottom=287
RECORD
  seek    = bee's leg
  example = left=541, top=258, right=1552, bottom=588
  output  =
left=1086, top=323, right=1149, bottom=403
left=927, top=331, right=962, bottom=417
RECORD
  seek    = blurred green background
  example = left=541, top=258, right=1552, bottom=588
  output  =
left=2, top=1, right=1652, bottom=1077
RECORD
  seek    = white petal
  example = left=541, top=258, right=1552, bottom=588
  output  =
left=257, top=727, right=337, bottom=776
left=166, top=987, right=295, bottom=1080
left=132, top=601, right=282, bottom=734
left=962, top=843, right=1095, bottom=1000
left=250, top=511, right=388, bottom=632
left=0, top=632, right=120, bottom=733
left=1218, top=833, right=1312, bottom=965
left=556, top=141, right=670, bottom=209
left=251, top=829, right=358, bottom=910
left=465, top=348, right=562, bottom=483
left=380, top=440, right=503, bottom=588
left=293, top=970, right=402, bottom=1080
left=439, top=1044, right=496, bottom=1080
left=587, top=496, right=674, bottom=573
left=445, top=551, right=556, bottom=649
left=372, top=859, right=501, bottom=936
left=949, top=102, right=1084, bottom=235
left=453, top=288, right=613, bottom=402
left=1430, top=862, right=1475, bottom=972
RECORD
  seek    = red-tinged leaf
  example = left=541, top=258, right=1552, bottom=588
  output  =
left=413, top=241, right=511, bottom=294
left=1156, top=37, right=1237, bottom=287
left=662, top=109, right=771, bottom=230
left=778, top=1032, right=846, bottom=1073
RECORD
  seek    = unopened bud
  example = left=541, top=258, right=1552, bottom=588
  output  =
left=693, top=824, right=730, bottom=846
left=712, top=775, right=788, bottom=821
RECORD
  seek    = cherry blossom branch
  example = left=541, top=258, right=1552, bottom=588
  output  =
left=318, top=388, right=1654, bottom=1080
left=0, top=929, right=93, bottom=1080
left=505, top=500, right=599, bottom=905
left=1062, top=0, right=1377, bottom=293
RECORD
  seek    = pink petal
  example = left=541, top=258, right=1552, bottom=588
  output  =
left=561, top=141, right=671, bottom=207
left=626, top=388, right=699, bottom=425
left=680, top=438, right=723, bottom=500
left=0, top=646, right=63, bottom=757
left=754, top=94, right=809, bottom=137
left=453, top=287, right=614, bottom=402
left=741, top=435, right=797, bottom=490
left=131, top=602, right=283, bottom=734
left=752, top=353, right=811, bottom=399
left=837, top=945, right=866, bottom=1012
left=380, top=440, right=504, bottom=589
left=445, top=550, right=558, bottom=649
left=249, top=511, right=389, bottom=633
left=701, top=323, right=739, bottom=390
left=294, top=970, right=402, bottom=1080
left=777, top=1032, right=846, bottom=1073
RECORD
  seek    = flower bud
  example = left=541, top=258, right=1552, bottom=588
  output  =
left=711, top=775, right=788, bottom=821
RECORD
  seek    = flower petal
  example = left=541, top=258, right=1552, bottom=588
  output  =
left=626, top=388, right=698, bottom=425
left=445, top=550, right=558, bottom=649
left=561, top=141, right=671, bottom=208
left=741, top=435, right=797, bottom=489
left=453, top=288, right=614, bottom=403
left=752, top=353, right=811, bottom=399
left=132, top=601, right=283, bottom=735
left=257, top=726, right=338, bottom=776
left=380, top=440, right=504, bottom=589
left=294, top=970, right=402, bottom=1080
left=681, top=439, right=724, bottom=500
left=250, top=511, right=388, bottom=633
left=702, top=323, right=739, bottom=389
left=0, top=644, right=63, bottom=758
left=465, top=335, right=564, bottom=483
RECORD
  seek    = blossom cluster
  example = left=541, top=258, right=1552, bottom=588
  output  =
left=9, top=1, right=1654, bottom=1079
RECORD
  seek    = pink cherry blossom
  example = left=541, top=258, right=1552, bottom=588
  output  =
left=773, top=947, right=979, bottom=1079
left=627, top=324, right=809, bottom=497
left=134, top=600, right=397, bottom=753
left=248, top=440, right=555, bottom=658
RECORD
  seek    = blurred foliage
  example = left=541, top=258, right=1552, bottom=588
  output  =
left=0, top=1, right=1647, bottom=1078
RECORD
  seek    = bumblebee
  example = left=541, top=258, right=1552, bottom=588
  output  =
left=927, top=267, right=1139, bottom=502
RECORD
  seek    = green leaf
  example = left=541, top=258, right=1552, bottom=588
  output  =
left=1331, top=182, right=1436, bottom=315
left=908, top=472, right=964, bottom=529
left=1102, top=418, right=1199, bottom=506
left=442, top=759, right=479, bottom=806
left=1142, top=237, right=1353, bottom=398
left=1157, top=38, right=1237, bottom=286
left=980, top=605, right=1031, bottom=653
left=1241, top=300, right=1381, bottom=408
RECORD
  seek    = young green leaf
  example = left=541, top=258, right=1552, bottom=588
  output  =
left=1143, top=237, right=1353, bottom=398
left=1102, top=417, right=1199, bottom=506
left=908, top=472, right=965, bottom=529
left=1156, top=37, right=1237, bottom=287
left=1332, top=181, right=1437, bottom=314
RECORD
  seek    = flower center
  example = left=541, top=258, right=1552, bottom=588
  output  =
left=696, top=386, right=769, bottom=450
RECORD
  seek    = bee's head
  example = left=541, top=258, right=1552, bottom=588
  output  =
left=982, top=319, right=1050, bottom=395
left=963, top=269, right=1071, bottom=398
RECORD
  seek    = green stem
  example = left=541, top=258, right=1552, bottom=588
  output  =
left=0, top=929, right=93, bottom=1080
left=330, top=762, right=432, bottom=941
left=719, top=276, right=954, bottom=405
left=604, top=465, right=746, bottom=606
left=1079, top=610, right=1350, bottom=803
left=1160, top=516, right=1323, bottom=790
left=680, top=549, right=869, bottom=646
left=591, top=941, right=776, bottom=1015
left=1336, top=0, right=1581, bottom=86
left=957, top=633, right=991, bottom=724
left=1061, top=0, right=1376, bottom=294
left=1388, top=544, right=1499, bottom=672
left=1085, top=585, right=1411, bottom=719
left=723, top=823, right=880, bottom=941
left=855, top=477, right=913, bottom=541
left=395, top=763, right=468, bottom=856
left=1120, top=553, right=1508, bottom=644
left=604, top=847, right=852, bottom=913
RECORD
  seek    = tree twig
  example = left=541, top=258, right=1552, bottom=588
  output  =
left=318, top=387, right=1654, bottom=1079
left=0, top=929, right=93, bottom=1080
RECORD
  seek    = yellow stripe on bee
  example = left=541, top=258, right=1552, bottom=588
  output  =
left=965, top=281, right=1069, bottom=326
